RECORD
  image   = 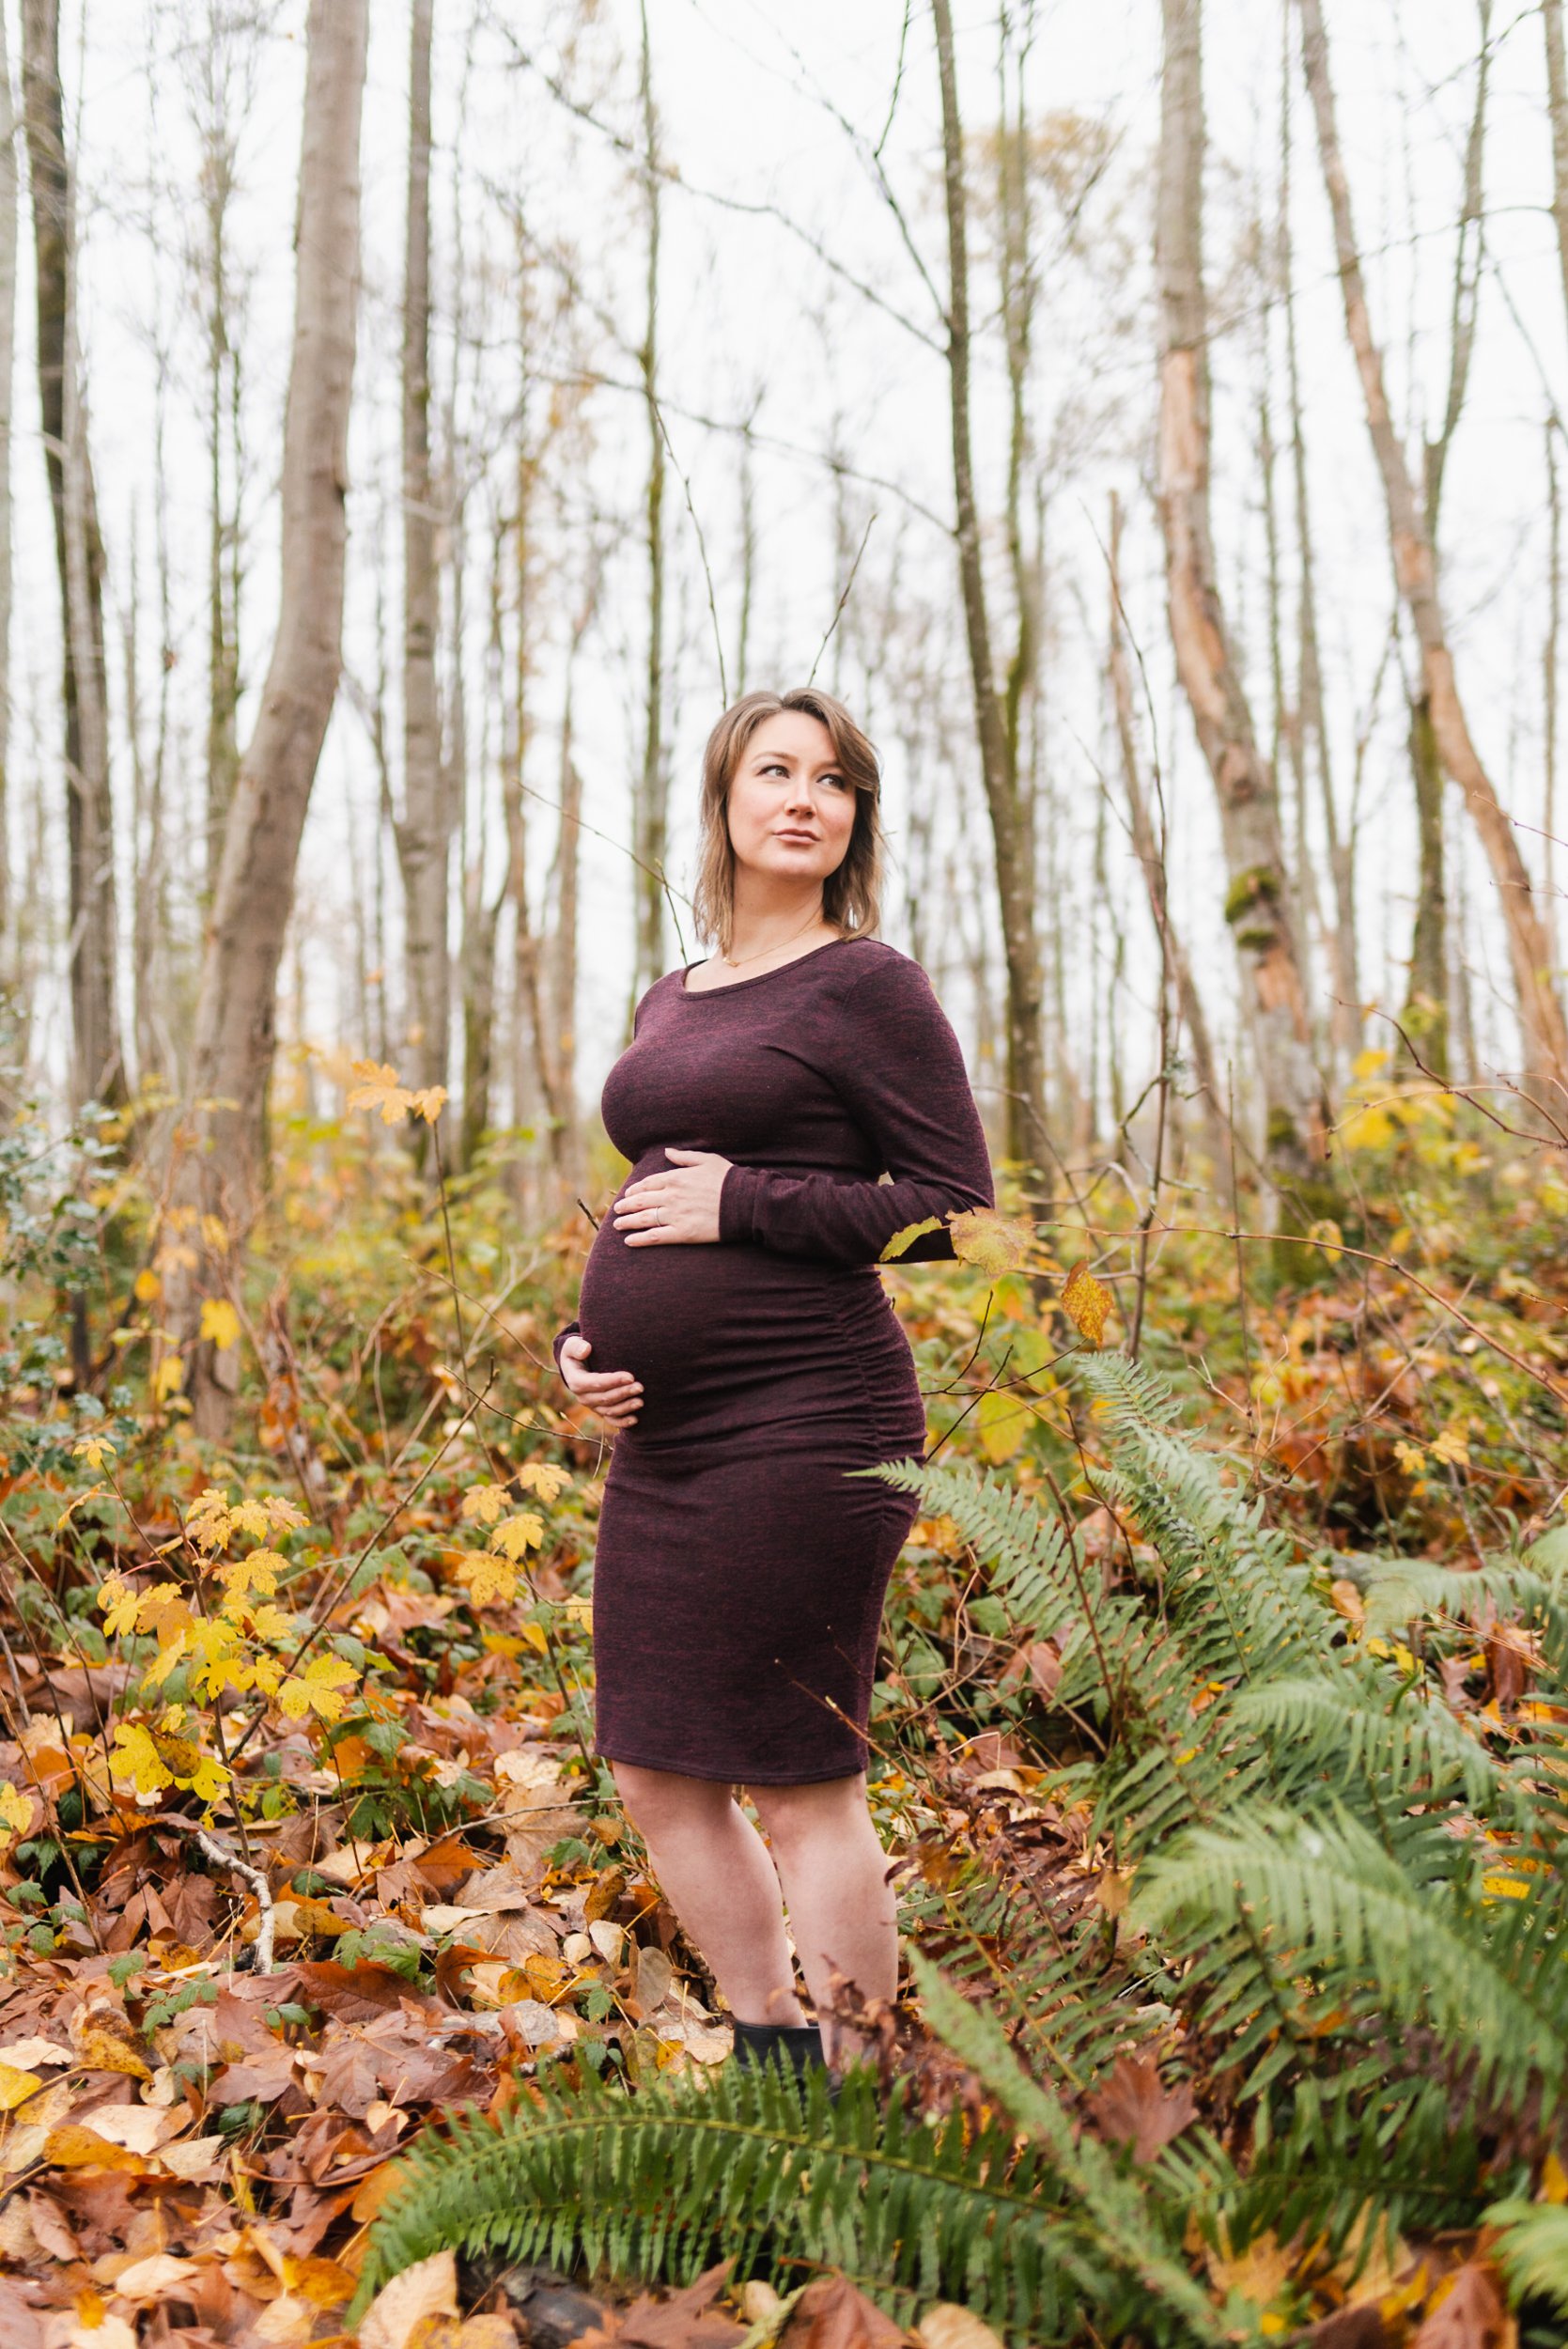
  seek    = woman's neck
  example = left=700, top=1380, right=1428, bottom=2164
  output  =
left=721, top=894, right=834, bottom=968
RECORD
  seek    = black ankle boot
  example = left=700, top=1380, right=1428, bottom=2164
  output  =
left=730, top=2018, right=825, bottom=2079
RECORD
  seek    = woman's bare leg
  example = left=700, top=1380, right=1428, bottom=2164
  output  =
left=748, top=1774, right=895, bottom=2062
left=611, top=1761, right=806, bottom=2028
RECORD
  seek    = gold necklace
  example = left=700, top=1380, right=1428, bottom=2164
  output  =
left=720, top=911, right=829, bottom=970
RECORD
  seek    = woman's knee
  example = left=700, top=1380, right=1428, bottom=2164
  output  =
left=750, top=1774, right=868, bottom=1863
left=612, top=1760, right=734, bottom=1843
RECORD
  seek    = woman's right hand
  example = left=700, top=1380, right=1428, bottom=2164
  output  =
left=558, top=1332, right=643, bottom=1428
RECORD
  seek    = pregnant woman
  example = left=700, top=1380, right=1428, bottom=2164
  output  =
left=551, top=684, right=994, bottom=2074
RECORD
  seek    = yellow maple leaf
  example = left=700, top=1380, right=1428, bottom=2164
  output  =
left=1061, top=1260, right=1113, bottom=1346
left=461, top=1483, right=510, bottom=1527
left=71, top=1432, right=117, bottom=1469
left=949, top=1207, right=1037, bottom=1277
left=348, top=1060, right=416, bottom=1124
left=110, top=1721, right=174, bottom=1798
left=184, top=1619, right=250, bottom=1700
left=1394, top=1439, right=1426, bottom=1476
left=460, top=1554, right=520, bottom=1608
left=0, top=1781, right=33, bottom=1843
left=185, top=1756, right=231, bottom=1808
left=133, top=1268, right=162, bottom=1304
left=277, top=1654, right=358, bottom=1723
left=218, top=1548, right=285, bottom=1602
left=153, top=1354, right=186, bottom=1404
left=515, top=1461, right=572, bottom=1503
left=186, top=1489, right=234, bottom=1551
left=409, top=1085, right=447, bottom=1125
left=199, top=1299, right=241, bottom=1354
left=136, top=1584, right=192, bottom=1640
left=55, top=1483, right=109, bottom=1531
left=489, top=1513, right=543, bottom=1562
left=1430, top=1423, right=1471, bottom=1470
left=143, top=1627, right=191, bottom=1690
left=97, top=1574, right=142, bottom=1640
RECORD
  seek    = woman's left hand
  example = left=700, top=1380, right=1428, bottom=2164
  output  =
left=613, top=1146, right=732, bottom=1245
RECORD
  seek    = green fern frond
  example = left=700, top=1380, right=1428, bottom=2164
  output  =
left=908, top=1952, right=1229, bottom=2346
left=1483, top=2200, right=1568, bottom=2316
left=1360, top=1554, right=1568, bottom=1641
left=1135, top=1810, right=1568, bottom=2120
left=353, top=2054, right=1086, bottom=2341
left=1230, top=1672, right=1520, bottom=1811
left=1069, top=1347, right=1183, bottom=1435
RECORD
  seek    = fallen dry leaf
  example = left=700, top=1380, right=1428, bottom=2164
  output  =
left=39, top=2124, right=148, bottom=2175
left=1085, top=2054, right=1198, bottom=2164
left=111, top=2250, right=201, bottom=2301
left=915, top=2312, right=1004, bottom=2349
left=1411, top=2264, right=1513, bottom=2349
left=776, top=2276, right=908, bottom=2349
left=358, top=2247, right=459, bottom=2349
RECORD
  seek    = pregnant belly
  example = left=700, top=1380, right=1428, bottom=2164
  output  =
left=578, top=1215, right=923, bottom=1457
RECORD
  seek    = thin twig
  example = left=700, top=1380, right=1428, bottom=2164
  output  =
left=195, top=1828, right=274, bottom=1973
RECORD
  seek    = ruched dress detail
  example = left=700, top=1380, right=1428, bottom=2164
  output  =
left=551, top=934, right=994, bottom=1783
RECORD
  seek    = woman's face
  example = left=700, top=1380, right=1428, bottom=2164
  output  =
left=724, top=710, right=858, bottom=890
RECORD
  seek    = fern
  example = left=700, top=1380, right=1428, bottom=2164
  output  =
left=1484, top=2201, right=1568, bottom=2317
left=354, top=2054, right=1089, bottom=2341
left=372, top=1346, right=1565, bottom=2341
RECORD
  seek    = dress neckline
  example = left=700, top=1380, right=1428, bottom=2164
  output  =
left=677, top=935, right=861, bottom=997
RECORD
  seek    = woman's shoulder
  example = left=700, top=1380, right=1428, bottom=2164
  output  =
left=829, top=934, right=937, bottom=999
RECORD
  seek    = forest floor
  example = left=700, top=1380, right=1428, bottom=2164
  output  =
left=0, top=1059, right=1564, bottom=2346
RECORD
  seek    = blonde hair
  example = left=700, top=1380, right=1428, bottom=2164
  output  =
left=691, top=686, right=884, bottom=956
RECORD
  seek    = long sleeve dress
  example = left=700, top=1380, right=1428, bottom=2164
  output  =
left=551, top=934, right=995, bottom=1784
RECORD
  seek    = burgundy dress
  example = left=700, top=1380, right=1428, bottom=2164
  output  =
left=551, top=934, right=994, bottom=1784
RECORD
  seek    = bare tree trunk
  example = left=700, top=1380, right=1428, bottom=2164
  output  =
left=22, top=0, right=123, bottom=1109
left=735, top=411, right=756, bottom=698
left=1297, top=0, right=1568, bottom=1087
left=630, top=0, right=667, bottom=1012
left=1109, top=494, right=1224, bottom=1165
left=931, top=0, right=1047, bottom=1170
left=1545, top=0, right=1568, bottom=330
left=1396, top=1, right=1490, bottom=1081
left=184, top=0, right=253, bottom=882
left=549, top=566, right=605, bottom=1203
left=1547, top=422, right=1561, bottom=934
left=169, top=0, right=368, bottom=1437
left=394, top=0, right=451, bottom=1113
left=0, top=12, right=15, bottom=962
left=1157, top=0, right=1327, bottom=1207
left=1280, top=29, right=1360, bottom=1066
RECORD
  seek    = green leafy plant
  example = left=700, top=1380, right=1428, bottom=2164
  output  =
left=346, top=1349, right=1568, bottom=2341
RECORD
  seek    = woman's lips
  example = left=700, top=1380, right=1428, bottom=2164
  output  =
left=776, top=831, right=819, bottom=844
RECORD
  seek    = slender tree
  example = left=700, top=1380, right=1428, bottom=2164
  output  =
left=1297, top=0, right=1568, bottom=1088
left=181, top=0, right=260, bottom=880
left=168, top=0, right=369, bottom=1435
left=1545, top=0, right=1568, bottom=331
left=1279, top=21, right=1359, bottom=1068
left=0, top=10, right=16, bottom=964
left=1108, top=493, right=1224, bottom=1168
left=931, top=0, right=1047, bottom=1168
left=393, top=0, right=453, bottom=1117
left=629, top=0, right=667, bottom=1016
left=21, top=0, right=124, bottom=1109
left=1156, top=0, right=1327, bottom=1203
